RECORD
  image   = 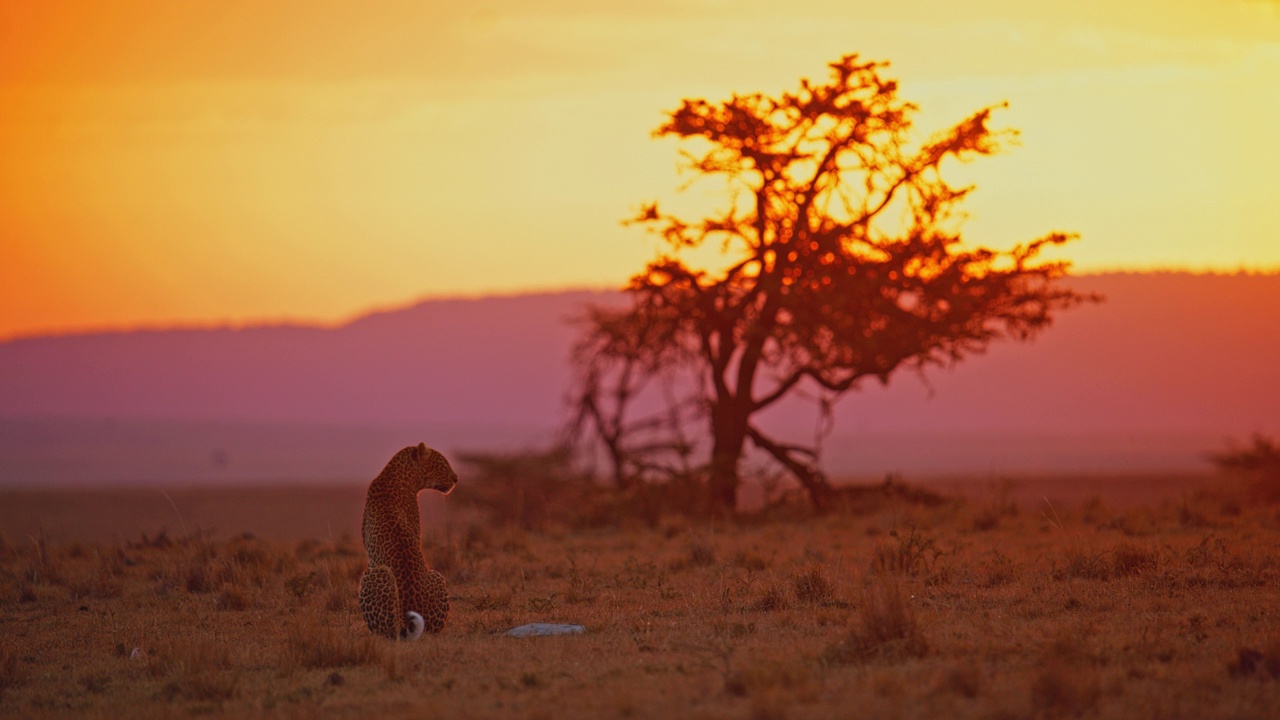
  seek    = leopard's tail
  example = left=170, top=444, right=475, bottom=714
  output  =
left=404, top=611, right=425, bottom=641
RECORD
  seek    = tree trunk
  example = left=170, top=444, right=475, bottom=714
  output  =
left=609, top=446, right=630, bottom=491
left=707, top=407, right=748, bottom=514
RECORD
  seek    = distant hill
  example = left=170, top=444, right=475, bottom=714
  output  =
left=0, top=290, right=610, bottom=426
left=2, top=274, right=1277, bottom=486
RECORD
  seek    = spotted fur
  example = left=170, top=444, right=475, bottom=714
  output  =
left=358, top=443, right=457, bottom=639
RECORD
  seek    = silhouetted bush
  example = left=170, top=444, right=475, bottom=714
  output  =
left=455, top=447, right=610, bottom=530
left=1212, top=435, right=1280, bottom=504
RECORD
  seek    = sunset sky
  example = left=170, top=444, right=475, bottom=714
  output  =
left=2, top=0, right=1278, bottom=340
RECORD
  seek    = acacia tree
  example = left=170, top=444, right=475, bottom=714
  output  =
left=570, top=54, right=1095, bottom=513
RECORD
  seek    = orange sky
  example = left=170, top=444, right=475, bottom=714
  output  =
left=2, top=0, right=1278, bottom=340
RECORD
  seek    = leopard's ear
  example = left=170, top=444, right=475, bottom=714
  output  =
left=416, top=442, right=427, bottom=457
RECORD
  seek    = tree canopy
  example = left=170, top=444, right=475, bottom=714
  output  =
left=569, top=54, right=1096, bottom=513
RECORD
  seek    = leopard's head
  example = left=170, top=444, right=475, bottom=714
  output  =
left=409, top=442, right=458, bottom=495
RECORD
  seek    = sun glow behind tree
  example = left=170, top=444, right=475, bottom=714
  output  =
left=569, top=55, right=1097, bottom=513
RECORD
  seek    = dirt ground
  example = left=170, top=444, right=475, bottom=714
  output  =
left=1, top=476, right=1278, bottom=719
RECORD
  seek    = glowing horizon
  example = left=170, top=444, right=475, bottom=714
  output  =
left=2, top=0, right=1278, bottom=340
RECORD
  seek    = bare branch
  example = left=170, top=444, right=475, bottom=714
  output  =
left=566, top=53, right=1095, bottom=512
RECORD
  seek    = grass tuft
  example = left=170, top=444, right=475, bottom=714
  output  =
left=753, top=583, right=789, bottom=612
left=1056, top=547, right=1111, bottom=581
left=159, top=637, right=240, bottom=703
left=284, top=613, right=385, bottom=670
left=791, top=565, right=835, bottom=605
left=215, top=583, right=251, bottom=611
left=687, top=539, right=717, bottom=568
left=872, top=526, right=941, bottom=576
left=824, top=575, right=927, bottom=664
left=1111, top=542, right=1159, bottom=577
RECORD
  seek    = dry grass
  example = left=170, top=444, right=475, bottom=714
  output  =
left=824, top=574, right=928, bottom=664
left=283, top=610, right=385, bottom=670
left=158, top=636, right=242, bottom=703
left=1, top=479, right=1278, bottom=719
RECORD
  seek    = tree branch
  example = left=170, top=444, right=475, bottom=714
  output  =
left=745, top=425, right=834, bottom=509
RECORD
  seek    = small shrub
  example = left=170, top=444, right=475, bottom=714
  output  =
left=1178, top=495, right=1215, bottom=528
left=454, top=448, right=606, bottom=530
left=229, top=537, right=269, bottom=566
left=1211, top=434, right=1280, bottom=505
left=752, top=584, right=789, bottom=612
left=215, top=584, right=251, bottom=611
left=872, top=526, right=941, bottom=576
left=792, top=565, right=835, bottom=605
left=24, top=540, right=59, bottom=587
left=1111, top=542, right=1159, bottom=577
left=980, top=551, right=1017, bottom=588
left=17, top=582, right=36, bottom=604
left=285, top=570, right=326, bottom=600
left=827, top=476, right=946, bottom=515
left=184, top=561, right=212, bottom=594
left=133, top=529, right=174, bottom=550
left=526, top=595, right=558, bottom=612
left=1115, top=507, right=1158, bottom=537
left=687, top=540, right=716, bottom=568
left=227, top=536, right=275, bottom=587
left=428, top=540, right=460, bottom=576
left=1079, top=495, right=1112, bottom=524
left=182, top=544, right=223, bottom=594
left=971, top=507, right=1002, bottom=532
left=565, top=560, right=597, bottom=604
left=824, top=576, right=927, bottom=664
left=470, top=587, right=514, bottom=611
left=1185, top=534, right=1228, bottom=569
left=79, top=671, right=110, bottom=695
left=1056, top=547, right=1111, bottom=581
left=732, top=550, right=769, bottom=572
left=324, top=583, right=352, bottom=613
left=68, top=560, right=122, bottom=600
left=972, top=481, right=1019, bottom=531
left=294, top=538, right=322, bottom=560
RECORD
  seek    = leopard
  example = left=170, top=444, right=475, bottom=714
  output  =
left=358, top=442, right=457, bottom=640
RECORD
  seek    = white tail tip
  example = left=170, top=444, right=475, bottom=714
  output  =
left=402, top=611, right=425, bottom=641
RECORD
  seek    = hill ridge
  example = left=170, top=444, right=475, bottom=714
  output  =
left=1, top=273, right=1276, bottom=484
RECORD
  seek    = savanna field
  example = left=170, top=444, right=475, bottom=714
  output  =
left=2, top=477, right=1279, bottom=720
